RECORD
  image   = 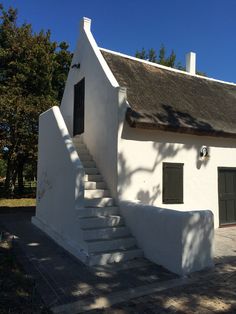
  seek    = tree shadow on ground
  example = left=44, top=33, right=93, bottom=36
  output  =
left=0, top=229, right=51, bottom=314
left=1, top=211, right=236, bottom=314
left=86, top=257, right=236, bottom=314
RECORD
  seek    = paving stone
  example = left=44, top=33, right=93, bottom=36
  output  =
left=1, top=210, right=236, bottom=314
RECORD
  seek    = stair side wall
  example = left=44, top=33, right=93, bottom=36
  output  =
left=32, top=106, right=89, bottom=260
left=120, top=201, right=214, bottom=275
left=60, top=18, right=120, bottom=199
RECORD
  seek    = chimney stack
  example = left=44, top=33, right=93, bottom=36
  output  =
left=186, top=52, right=196, bottom=75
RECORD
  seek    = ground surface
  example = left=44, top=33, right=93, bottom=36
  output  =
left=0, top=230, right=51, bottom=314
left=87, top=259, right=236, bottom=314
left=0, top=207, right=236, bottom=314
left=0, top=198, right=36, bottom=207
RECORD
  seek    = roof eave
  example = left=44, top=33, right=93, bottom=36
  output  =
left=126, top=109, right=236, bottom=139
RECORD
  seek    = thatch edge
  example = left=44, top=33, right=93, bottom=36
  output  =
left=126, top=108, right=236, bottom=139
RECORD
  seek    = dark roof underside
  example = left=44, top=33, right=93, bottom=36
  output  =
left=101, top=50, right=236, bottom=138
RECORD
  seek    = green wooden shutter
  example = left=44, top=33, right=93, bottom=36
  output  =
left=163, top=163, right=184, bottom=204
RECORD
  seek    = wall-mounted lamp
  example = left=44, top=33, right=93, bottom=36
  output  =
left=200, top=146, right=210, bottom=159
left=71, top=63, right=80, bottom=69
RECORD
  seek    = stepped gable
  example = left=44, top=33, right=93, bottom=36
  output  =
left=101, top=50, right=236, bottom=138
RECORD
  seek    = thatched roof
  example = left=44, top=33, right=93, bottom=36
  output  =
left=101, top=49, right=236, bottom=138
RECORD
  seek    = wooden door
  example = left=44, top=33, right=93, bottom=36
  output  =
left=73, top=78, right=85, bottom=135
left=218, top=168, right=236, bottom=226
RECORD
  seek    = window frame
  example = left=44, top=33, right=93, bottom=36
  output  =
left=162, top=162, right=184, bottom=204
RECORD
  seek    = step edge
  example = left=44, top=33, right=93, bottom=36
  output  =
left=86, top=236, right=135, bottom=243
left=89, top=247, right=142, bottom=256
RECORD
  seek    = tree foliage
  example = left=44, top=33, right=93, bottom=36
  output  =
left=135, top=45, right=177, bottom=68
left=0, top=5, right=72, bottom=195
left=135, top=45, right=205, bottom=75
left=0, top=158, right=6, bottom=178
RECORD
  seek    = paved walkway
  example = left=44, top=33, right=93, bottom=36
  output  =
left=88, top=228, right=236, bottom=314
left=0, top=209, right=236, bottom=313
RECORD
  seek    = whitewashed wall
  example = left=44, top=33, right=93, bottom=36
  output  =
left=32, top=106, right=89, bottom=263
left=60, top=18, right=120, bottom=198
left=59, top=17, right=235, bottom=229
left=118, top=117, right=236, bottom=228
left=120, top=201, right=214, bottom=275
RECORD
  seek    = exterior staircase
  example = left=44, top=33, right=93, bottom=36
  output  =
left=73, top=136, right=143, bottom=266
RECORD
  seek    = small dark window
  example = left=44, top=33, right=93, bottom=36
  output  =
left=163, top=163, right=184, bottom=204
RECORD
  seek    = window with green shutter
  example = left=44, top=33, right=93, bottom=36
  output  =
left=163, top=163, right=184, bottom=204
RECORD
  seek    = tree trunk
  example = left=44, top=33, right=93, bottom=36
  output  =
left=17, top=161, right=24, bottom=194
left=10, top=167, right=17, bottom=197
left=4, top=159, right=12, bottom=196
left=4, top=158, right=19, bottom=197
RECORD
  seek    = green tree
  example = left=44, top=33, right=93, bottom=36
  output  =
left=0, top=5, right=72, bottom=196
left=166, top=50, right=176, bottom=68
left=52, top=41, right=72, bottom=101
left=0, top=159, right=6, bottom=178
left=135, top=47, right=147, bottom=60
left=135, top=45, right=178, bottom=68
left=135, top=45, right=206, bottom=75
left=148, top=48, right=157, bottom=63
left=158, top=44, right=166, bottom=64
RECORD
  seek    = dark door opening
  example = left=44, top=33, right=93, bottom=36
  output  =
left=73, top=78, right=85, bottom=136
left=218, top=168, right=236, bottom=226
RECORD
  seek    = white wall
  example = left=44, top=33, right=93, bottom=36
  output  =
left=118, top=116, right=236, bottom=228
left=59, top=16, right=235, bottom=229
left=32, top=106, right=89, bottom=262
left=120, top=201, right=214, bottom=275
left=60, top=18, right=120, bottom=198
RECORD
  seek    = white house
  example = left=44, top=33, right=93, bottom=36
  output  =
left=32, top=17, right=236, bottom=275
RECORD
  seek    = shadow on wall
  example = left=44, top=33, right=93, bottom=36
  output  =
left=118, top=150, right=161, bottom=204
left=182, top=210, right=214, bottom=273
left=120, top=201, right=214, bottom=275
left=37, top=129, right=84, bottom=207
left=119, top=114, right=212, bottom=204
left=60, top=132, right=85, bottom=207
left=136, top=186, right=160, bottom=205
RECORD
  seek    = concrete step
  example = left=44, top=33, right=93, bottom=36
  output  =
left=83, top=226, right=130, bottom=240
left=88, top=248, right=143, bottom=266
left=84, top=189, right=110, bottom=198
left=80, top=215, right=124, bottom=229
left=85, top=181, right=106, bottom=190
left=85, top=197, right=114, bottom=207
left=82, top=160, right=96, bottom=168
left=78, top=153, right=93, bottom=162
left=84, top=174, right=103, bottom=182
left=75, top=146, right=89, bottom=153
left=78, top=153, right=93, bottom=161
left=84, top=168, right=99, bottom=175
left=77, top=206, right=119, bottom=218
left=74, top=143, right=87, bottom=149
left=87, top=237, right=136, bottom=253
left=73, top=136, right=83, bottom=144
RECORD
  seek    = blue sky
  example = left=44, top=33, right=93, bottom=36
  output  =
left=2, top=0, right=236, bottom=82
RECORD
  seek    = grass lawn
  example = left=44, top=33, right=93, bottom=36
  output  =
left=0, top=232, right=51, bottom=313
left=0, top=198, right=36, bottom=207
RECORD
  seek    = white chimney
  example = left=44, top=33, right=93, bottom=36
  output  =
left=186, top=52, right=196, bottom=75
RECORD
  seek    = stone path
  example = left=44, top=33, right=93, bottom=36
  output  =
left=86, top=258, right=236, bottom=314
left=0, top=210, right=180, bottom=311
left=1, top=209, right=236, bottom=313
left=87, top=226, right=236, bottom=314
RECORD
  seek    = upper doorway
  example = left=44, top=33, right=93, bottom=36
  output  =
left=73, top=78, right=85, bottom=136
